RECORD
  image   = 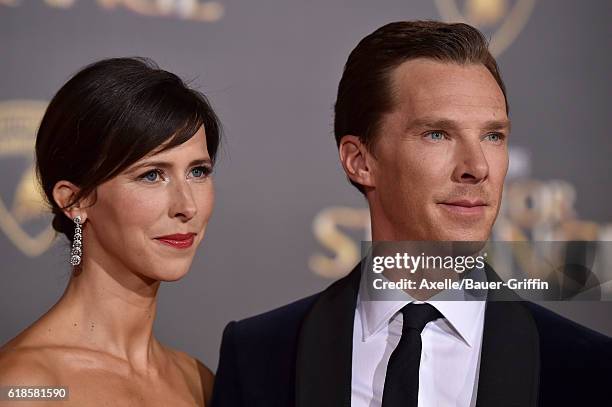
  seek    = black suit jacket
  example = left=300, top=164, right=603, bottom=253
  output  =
left=211, top=264, right=612, bottom=407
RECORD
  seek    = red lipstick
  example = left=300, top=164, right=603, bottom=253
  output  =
left=154, top=233, right=196, bottom=249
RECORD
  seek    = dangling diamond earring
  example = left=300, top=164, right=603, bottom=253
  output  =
left=70, top=216, right=83, bottom=266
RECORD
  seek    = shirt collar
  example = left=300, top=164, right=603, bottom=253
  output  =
left=357, top=266, right=486, bottom=347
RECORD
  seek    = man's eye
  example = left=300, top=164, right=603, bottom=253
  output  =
left=426, top=131, right=445, bottom=141
left=190, top=166, right=212, bottom=178
left=485, top=133, right=504, bottom=143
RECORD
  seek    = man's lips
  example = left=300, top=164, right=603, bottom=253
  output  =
left=154, top=233, right=196, bottom=249
left=438, top=199, right=488, bottom=216
left=442, top=199, right=487, bottom=207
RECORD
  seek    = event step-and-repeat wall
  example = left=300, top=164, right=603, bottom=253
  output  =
left=2, top=0, right=611, bottom=368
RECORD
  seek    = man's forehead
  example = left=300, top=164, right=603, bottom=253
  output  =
left=402, top=92, right=507, bottom=114
left=389, top=58, right=507, bottom=114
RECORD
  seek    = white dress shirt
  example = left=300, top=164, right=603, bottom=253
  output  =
left=351, top=271, right=487, bottom=407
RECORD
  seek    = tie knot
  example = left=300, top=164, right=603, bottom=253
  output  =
left=400, top=303, right=443, bottom=333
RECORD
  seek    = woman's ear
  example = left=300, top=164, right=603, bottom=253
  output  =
left=52, top=180, right=88, bottom=223
left=338, top=135, right=376, bottom=189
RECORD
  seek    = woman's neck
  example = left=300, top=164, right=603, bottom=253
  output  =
left=52, top=253, right=162, bottom=371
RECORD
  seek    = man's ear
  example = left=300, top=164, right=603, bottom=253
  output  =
left=52, top=180, right=88, bottom=223
left=338, top=135, right=376, bottom=189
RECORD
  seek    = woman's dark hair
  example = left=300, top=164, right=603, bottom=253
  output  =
left=35, top=57, right=222, bottom=241
left=334, top=21, right=508, bottom=193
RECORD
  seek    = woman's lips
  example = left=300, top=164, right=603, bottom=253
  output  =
left=154, top=233, right=196, bottom=249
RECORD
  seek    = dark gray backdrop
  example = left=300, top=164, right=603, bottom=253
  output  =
left=1, top=0, right=611, bottom=370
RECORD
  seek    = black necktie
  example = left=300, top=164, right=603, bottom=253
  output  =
left=381, top=303, right=443, bottom=407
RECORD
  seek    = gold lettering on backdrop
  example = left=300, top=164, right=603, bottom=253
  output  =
left=308, top=207, right=370, bottom=279
left=435, top=0, right=536, bottom=57
left=0, top=100, right=56, bottom=257
left=0, top=0, right=224, bottom=22
left=88, top=0, right=224, bottom=21
left=44, top=0, right=76, bottom=9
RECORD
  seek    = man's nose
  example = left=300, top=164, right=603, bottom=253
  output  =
left=451, top=139, right=489, bottom=184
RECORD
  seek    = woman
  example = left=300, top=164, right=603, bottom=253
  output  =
left=0, top=57, right=220, bottom=406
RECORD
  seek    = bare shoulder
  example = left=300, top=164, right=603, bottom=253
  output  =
left=165, top=348, right=214, bottom=405
left=0, top=352, right=57, bottom=407
left=0, top=345, right=59, bottom=386
left=0, top=321, right=66, bottom=385
left=195, top=358, right=215, bottom=404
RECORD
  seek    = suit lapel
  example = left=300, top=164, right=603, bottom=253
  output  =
left=295, top=263, right=361, bottom=407
left=476, top=264, right=541, bottom=407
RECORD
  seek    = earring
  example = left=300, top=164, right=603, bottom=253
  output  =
left=70, top=216, right=83, bottom=266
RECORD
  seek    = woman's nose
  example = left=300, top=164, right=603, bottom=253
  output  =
left=169, top=181, right=198, bottom=221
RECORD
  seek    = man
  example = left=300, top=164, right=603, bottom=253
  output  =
left=211, top=21, right=612, bottom=407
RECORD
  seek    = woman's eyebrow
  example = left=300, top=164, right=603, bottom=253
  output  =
left=126, top=158, right=212, bottom=173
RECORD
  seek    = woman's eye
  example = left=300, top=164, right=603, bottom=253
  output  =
left=426, top=131, right=446, bottom=141
left=140, top=169, right=162, bottom=182
left=190, top=166, right=211, bottom=179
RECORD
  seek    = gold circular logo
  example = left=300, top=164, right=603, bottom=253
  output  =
left=435, top=0, right=536, bottom=57
left=0, top=100, right=56, bottom=257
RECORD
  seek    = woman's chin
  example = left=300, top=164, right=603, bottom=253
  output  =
left=151, top=268, right=191, bottom=282
left=142, top=259, right=194, bottom=282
